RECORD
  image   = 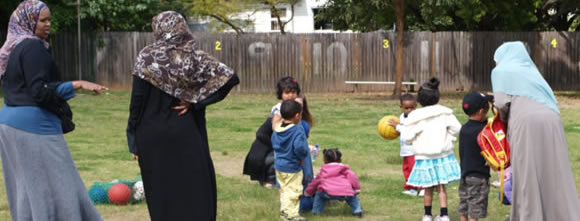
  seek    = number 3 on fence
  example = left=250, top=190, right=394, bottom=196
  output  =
left=215, top=41, right=222, bottom=51
left=383, top=39, right=389, bottom=49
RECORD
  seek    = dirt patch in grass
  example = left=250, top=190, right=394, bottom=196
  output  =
left=211, top=151, right=248, bottom=181
left=557, top=95, right=580, bottom=109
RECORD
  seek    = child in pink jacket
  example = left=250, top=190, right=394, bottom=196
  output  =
left=304, top=148, right=363, bottom=217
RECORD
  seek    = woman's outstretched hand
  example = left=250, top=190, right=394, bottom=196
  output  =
left=72, top=80, right=109, bottom=94
left=172, top=99, right=190, bottom=116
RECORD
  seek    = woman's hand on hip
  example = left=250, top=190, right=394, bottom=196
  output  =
left=172, top=99, right=190, bottom=116
left=72, top=80, right=109, bottom=94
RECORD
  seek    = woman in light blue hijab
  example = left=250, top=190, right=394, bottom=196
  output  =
left=491, top=41, right=580, bottom=221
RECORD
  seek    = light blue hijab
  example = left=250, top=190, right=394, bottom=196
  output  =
left=491, top=41, right=559, bottom=114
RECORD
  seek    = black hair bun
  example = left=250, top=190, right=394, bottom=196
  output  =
left=423, top=77, right=440, bottom=90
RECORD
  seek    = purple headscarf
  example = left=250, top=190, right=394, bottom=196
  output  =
left=0, top=0, right=49, bottom=78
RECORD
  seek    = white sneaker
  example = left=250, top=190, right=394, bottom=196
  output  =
left=402, top=189, right=418, bottom=196
left=434, top=215, right=450, bottom=221
left=422, top=215, right=433, bottom=221
left=418, top=189, right=425, bottom=196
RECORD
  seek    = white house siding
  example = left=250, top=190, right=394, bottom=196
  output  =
left=306, top=0, right=326, bottom=8
left=250, top=0, right=332, bottom=33
left=188, top=0, right=336, bottom=33
left=287, top=0, right=315, bottom=33
left=238, top=10, right=271, bottom=33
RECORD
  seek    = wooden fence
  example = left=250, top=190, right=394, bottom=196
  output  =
left=1, top=31, right=579, bottom=92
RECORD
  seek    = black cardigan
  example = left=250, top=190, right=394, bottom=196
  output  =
left=1, top=39, right=74, bottom=132
left=2, top=39, right=63, bottom=107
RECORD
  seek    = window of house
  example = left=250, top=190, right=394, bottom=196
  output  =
left=271, top=8, right=287, bottom=18
left=312, top=8, right=333, bottom=30
left=270, top=8, right=287, bottom=31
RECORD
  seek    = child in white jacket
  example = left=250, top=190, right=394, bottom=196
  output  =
left=399, top=78, right=462, bottom=221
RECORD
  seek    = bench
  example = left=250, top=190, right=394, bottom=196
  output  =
left=344, top=81, right=417, bottom=92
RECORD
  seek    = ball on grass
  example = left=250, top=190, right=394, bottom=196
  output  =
left=108, top=183, right=132, bottom=205
left=378, top=115, right=400, bottom=140
left=132, top=181, right=145, bottom=201
left=88, top=186, right=108, bottom=204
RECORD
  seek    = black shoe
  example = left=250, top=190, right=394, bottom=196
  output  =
left=353, top=212, right=363, bottom=218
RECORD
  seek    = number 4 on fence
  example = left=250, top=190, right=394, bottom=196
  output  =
left=383, top=39, right=389, bottom=49
left=216, top=41, right=222, bottom=51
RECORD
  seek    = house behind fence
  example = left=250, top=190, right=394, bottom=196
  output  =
left=1, top=31, right=579, bottom=92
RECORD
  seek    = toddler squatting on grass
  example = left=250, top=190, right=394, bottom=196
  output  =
left=304, top=148, right=363, bottom=217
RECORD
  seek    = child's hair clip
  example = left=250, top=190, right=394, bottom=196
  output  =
left=292, top=78, right=297, bottom=83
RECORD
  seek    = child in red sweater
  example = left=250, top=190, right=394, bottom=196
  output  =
left=304, top=148, right=362, bottom=217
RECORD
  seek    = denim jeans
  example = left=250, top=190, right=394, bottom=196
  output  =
left=312, top=191, right=362, bottom=214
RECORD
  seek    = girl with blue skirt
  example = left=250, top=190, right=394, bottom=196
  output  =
left=399, top=78, right=462, bottom=221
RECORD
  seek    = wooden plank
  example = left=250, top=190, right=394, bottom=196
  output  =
left=345, top=81, right=417, bottom=85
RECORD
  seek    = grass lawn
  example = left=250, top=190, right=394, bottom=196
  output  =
left=0, top=91, right=579, bottom=220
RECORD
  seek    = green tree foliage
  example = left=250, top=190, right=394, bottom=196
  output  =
left=1, top=0, right=183, bottom=33
left=0, top=0, right=22, bottom=33
left=183, top=0, right=257, bottom=34
left=316, top=0, right=395, bottom=32
left=0, top=0, right=77, bottom=33
left=81, top=0, right=183, bottom=31
left=536, top=0, right=580, bottom=31
left=452, top=0, right=579, bottom=31
left=406, top=0, right=461, bottom=31
left=47, top=0, right=78, bottom=32
left=317, top=0, right=580, bottom=32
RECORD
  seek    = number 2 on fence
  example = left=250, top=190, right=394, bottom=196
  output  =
left=383, top=39, right=389, bottom=49
left=215, top=41, right=222, bottom=51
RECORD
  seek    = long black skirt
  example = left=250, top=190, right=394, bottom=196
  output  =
left=137, top=107, right=216, bottom=220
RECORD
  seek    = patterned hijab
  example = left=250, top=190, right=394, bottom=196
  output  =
left=0, top=0, right=49, bottom=78
left=133, top=11, right=235, bottom=103
left=491, top=41, right=559, bottom=114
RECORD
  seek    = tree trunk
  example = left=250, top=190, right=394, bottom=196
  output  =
left=273, top=6, right=286, bottom=34
left=281, top=3, right=296, bottom=34
left=393, top=0, right=405, bottom=97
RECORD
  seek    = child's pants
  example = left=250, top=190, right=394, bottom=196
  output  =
left=276, top=170, right=303, bottom=218
left=402, top=156, right=419, bottom=190
left=312, top=191, right=362, bottom=214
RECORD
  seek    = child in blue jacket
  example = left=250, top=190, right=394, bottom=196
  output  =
left=272, top=99, right=310, bottom=221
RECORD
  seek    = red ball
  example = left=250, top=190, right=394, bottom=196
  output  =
left=108, top=183, right=132, bottom=205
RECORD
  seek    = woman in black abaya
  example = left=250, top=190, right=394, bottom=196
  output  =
left=127, top=11, right=239, bottom=220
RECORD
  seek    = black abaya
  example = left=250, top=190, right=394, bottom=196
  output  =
left=128, top=74, right=238, bottom=221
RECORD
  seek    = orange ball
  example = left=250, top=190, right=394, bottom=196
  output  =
left=108, top=183, right=132, bottom=205
left=378, top=115, right=400, bottom=140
